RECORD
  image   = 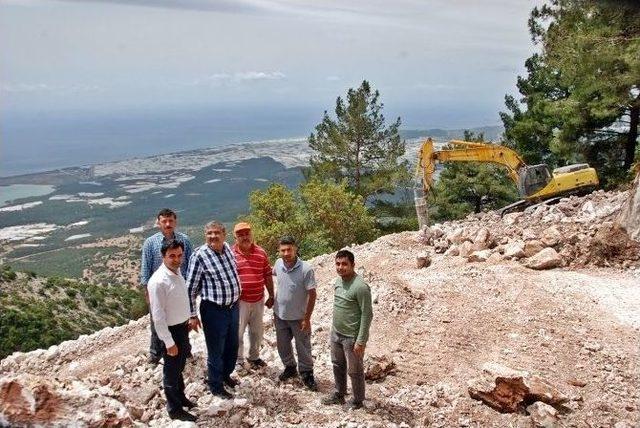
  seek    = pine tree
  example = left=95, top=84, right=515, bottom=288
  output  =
left=307, top=80, right=409, bottom=202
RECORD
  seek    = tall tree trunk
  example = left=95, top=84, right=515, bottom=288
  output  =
left=625, top=104, right=639, bottom=170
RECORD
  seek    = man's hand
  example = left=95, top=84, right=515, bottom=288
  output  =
left=265, top=296, right=274, bottom=309
left=353, top=343, right=365, bottom=359
left=144, top=288, right=150, bottom=304
left=188, top=317, right=202, bottom=332
left=300, top=318, right=311, bottom=333
left=167, top=345, right=178, bottom=356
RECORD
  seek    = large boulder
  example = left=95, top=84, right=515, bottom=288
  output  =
left=468, top=363, right=568, bottom=413
left=447, top=228, right=468, bottom=245
left=541, top=226, right=563, bottom=247
left=525, top=247, right=564, bottom=270
left=527, top=401, right=560, bottom=428
left=458, top=241, right=474, bottom=258
left=0, top=374, right=132, bottom=427
left=472, top=228, right=494, bottom=251
left=525, top=248, right=564, bottom=270
left=524, top=240, right=546, bottom=258
left=467, top=250, right=492, bottom=263
left=504, top=240, right=525, bottom=259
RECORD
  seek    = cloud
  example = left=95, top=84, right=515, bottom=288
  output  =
left=189, top=71, right=286, bottom=86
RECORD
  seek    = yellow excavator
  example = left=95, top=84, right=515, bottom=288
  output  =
left=414, top=138, right=599, bottom=227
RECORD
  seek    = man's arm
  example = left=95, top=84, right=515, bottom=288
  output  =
left=263, top=255, right=274, bottom=308
left=300, top=266, right=317, bottom=332
left=354, top=284, right=373, bottom=358
left=140, top=239, right=153, bottom=288
left=185, top=253, right=203, bottom=318
left=300, top=288, right=316, bottom=333
left=148, top=280, right=175, bottom=350
left=180, top=236, right=193, bottom=279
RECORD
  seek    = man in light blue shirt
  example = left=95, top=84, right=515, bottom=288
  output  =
left=140, top=208, right=193, bottom=365
left=272, top=236, right=317, bottom=391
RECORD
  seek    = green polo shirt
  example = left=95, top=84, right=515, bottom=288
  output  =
left=333, top=274, right=373, bottom=345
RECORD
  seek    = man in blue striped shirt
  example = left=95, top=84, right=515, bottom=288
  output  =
left=186, top=220, right=241, bottom=399
left=140, top=208, right=193, bottom=365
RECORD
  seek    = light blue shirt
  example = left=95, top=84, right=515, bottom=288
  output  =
left=140, top=231, right=193, bottom=287
left=273, top=257, right=316, bottom=320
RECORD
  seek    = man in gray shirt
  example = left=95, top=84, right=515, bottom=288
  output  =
left=272, top=236, right=318, bottom=391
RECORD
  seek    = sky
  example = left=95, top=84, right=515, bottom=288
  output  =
left=0, top=0, right=541, bottom=125
left=0, top=0, right=543, bottom=176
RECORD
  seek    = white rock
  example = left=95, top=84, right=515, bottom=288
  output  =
left=504, top=240, right=525, bottom=259
left=526, top=248, right=563, bottom=270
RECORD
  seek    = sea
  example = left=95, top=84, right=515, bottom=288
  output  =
left=1, top=106, right=319, bottom=177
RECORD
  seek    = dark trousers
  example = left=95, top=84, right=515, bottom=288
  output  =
left=149, top=312, right=165, bottom=359
left=330, top=329, right=366, bottom=403
left=151, top=311, right=191, bottom=358
left=200, top=300, right=239, bottom=393
left=163, top=321, right=189, bottom=413
left=274, top=315, right=314, bottom=373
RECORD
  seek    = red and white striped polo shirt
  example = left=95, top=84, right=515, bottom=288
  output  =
left=232, top=243, right=272, bottom=303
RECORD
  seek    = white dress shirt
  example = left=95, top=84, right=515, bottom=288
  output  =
left=148, top=263, right=190, bottom=349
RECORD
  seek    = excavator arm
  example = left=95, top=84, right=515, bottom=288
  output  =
left=417, top=138, right=527, bottom=193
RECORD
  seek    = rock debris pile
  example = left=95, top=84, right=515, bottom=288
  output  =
left=416, top=190, right=640, bottom=270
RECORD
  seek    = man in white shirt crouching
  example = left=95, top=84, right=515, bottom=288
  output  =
left=148, top=239, right=197, bottom=422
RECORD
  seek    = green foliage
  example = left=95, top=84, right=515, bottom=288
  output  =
left=430, top=132, right=519, bottom=222
left=0, top=271, right=146, bottom=359
left=1, top=265, right=17, bottom=282
left=307, top=80, right=410, bottom=202
left=245, top=180, right=378, bottom=260
left=501, top=0, right=640, bottom=187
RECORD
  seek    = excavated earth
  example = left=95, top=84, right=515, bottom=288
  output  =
left=1, top=190, right=639, bottom=427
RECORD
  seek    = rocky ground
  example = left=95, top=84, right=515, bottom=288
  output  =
left=1, top=189, right=639, bottom=427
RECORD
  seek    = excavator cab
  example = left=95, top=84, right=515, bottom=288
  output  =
left=518, top=164, right=552, bottom=197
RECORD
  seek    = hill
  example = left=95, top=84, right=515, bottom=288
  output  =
left=0, top=188, right=638, bottom=427
left=0, top=267, right=146, bottom=359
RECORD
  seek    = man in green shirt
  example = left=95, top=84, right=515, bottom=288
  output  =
left=322, top=249, right=373, bottom=410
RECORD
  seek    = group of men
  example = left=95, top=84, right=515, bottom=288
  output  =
left=141, top=208, right=374, bottom=422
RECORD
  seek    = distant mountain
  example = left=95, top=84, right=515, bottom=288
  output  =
left=401, top=125, right=504, bottom=142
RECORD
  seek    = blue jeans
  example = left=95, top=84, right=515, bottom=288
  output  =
left=200, top=300, right=239, bottom=393
left=162, top=321, right=189, bottom=413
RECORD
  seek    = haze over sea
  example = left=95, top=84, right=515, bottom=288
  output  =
left=1, top=106, right=321, bottom=177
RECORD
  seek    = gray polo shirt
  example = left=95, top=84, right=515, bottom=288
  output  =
left=273, top=257, right=316, bottom=320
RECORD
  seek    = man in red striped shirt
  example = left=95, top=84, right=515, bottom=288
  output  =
left=232, top=222, right=275, bottom=369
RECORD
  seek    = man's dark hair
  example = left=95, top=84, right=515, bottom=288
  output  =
left=157, top=208, right=177, bottom=219
left=161, top=239, right=184, bottom=256
left=335, top=249, right=355, bottom=264
left=279, top=235, right=297, bottom=246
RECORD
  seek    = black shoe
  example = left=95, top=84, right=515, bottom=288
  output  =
left=224, top=377, right=239, bottom=388
left=211, top=389, right=233, bottom=399
left=278, top=366, right=298, bottom=381
left=347, top=398, right=364, bottom=410
left=301, top=372, right=318, bottom=391
left=248, top=358, right=267, bottom=369
left=147, top=355, right=160, bottom=365
left=322, top=392, right=345, bottom=405
left=181, top=397, right=197, bottom=409
left=169, top=409, right=198, bottom=422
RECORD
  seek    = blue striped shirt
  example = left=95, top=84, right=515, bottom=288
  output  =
left=186, top=242, right=241, bottom=316
left=140, top=231, right=193, bottom=287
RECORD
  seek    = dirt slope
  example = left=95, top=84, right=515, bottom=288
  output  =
left=1, top=191, right=639, bottom=427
